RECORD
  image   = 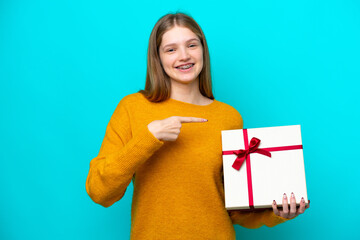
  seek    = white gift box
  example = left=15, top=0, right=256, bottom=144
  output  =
left=221, top=125, right=309, bottom=210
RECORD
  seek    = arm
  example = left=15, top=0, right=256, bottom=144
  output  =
left=85, top=97, right=164, bottom=207
left=228, top=209, right=289, bottom=229
left=228, top=193, right=309, bottom=228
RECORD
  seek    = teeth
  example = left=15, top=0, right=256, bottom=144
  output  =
left=177, top=64, right=193, bottom=69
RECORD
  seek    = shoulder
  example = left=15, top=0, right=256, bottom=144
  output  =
left=118, top=92, right=146, bottom=105
left=111, top=92, right=148, bottom=118
left=114, top=92, right=150, bottom=110
left=214, top=99, right=243, bottom=129
left=215, top=99, right=242, bottom=118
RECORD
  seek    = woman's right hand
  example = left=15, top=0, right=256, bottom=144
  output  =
left=147, top=116, right=208, bottom=141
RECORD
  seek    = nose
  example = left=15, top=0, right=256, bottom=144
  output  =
left=179, top=46, right=190, bottom=61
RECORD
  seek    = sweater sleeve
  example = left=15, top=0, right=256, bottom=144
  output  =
left=228, top=209, right=293, bottom=228
left=85, top=97, right=164, bottom=207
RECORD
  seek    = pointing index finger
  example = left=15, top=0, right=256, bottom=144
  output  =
left=178, top=117, right=208, bottom=123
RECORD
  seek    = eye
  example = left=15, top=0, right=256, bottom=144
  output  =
left=167, top=48, right=175, bottom=52
left=189, top=44, right=197, bottom=48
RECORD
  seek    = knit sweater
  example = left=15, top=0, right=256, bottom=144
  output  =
left=85, top=92, right=289, bottom=239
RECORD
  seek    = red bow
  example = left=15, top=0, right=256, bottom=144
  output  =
left=231, top=137, right=271, bottom=170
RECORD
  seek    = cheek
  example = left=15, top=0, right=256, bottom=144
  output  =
left=197, top=51, right=204, bottom=69
left=196, top=49, right=204, bottom=64
left=159, top=57, right=175, bottom=77
left=160, top=55, right=175, bottom=70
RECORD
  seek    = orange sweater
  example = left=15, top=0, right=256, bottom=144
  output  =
left=86, top=92, right=289, bottom=239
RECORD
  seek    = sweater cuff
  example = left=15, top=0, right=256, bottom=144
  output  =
left=112, top=125, right=164, bottom=172
left=269, top=210, right=292, bottom=224
left=139, top=124, right=165, bottom=150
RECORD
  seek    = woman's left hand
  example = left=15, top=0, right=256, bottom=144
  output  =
left=272, top=192, right=310, bottom=219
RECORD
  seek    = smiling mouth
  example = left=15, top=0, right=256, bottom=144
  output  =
left=175, top=64, right=194, bottom=70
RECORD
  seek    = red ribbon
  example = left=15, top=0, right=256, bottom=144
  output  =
left=225, top=137, right=272, bottom=170
left=222, top=129, right=303, bottom=208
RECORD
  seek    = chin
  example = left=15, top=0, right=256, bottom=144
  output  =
left=171, top=77, right=198, bottom=84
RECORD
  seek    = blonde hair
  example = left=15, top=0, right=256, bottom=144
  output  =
left=138, top=12, right=214, bottom=102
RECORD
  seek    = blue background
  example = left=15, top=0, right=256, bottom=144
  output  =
left=1, top=0, right=359, bottom=239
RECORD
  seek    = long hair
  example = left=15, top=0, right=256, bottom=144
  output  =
left=138, top=12, right=214, bottom=102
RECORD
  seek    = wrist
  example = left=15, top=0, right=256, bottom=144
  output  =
left=147, top=123, right=161, bottom=141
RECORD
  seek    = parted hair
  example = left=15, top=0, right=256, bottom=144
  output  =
left=138, top=12, right=214, bottom=102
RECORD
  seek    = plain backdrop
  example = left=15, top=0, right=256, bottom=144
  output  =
left=1, top=0, right=359, bottom=239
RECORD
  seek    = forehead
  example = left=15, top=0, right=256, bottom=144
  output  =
left=161, top=26, right=199, bottom=46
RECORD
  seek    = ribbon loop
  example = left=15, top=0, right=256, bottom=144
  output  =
left=231, top=137, right=271, bottom=170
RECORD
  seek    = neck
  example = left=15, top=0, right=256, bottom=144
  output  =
left=170, top=79, right=205, bottom=105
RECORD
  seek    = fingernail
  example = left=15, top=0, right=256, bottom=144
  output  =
left=283, top=193, right=287, bottom=199
left=301, top=197, right=305, bottom=203
left=273, top=200, right=276, bottom=205
left=203, top=119, right=208, bottom=122
left=291, top=192, right=294, bottom=198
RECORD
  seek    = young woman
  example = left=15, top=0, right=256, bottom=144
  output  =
left=86, top=12, right=308, bottom=239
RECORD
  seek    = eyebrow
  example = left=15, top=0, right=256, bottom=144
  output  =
left=162, top=38, right=200, bottom=49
